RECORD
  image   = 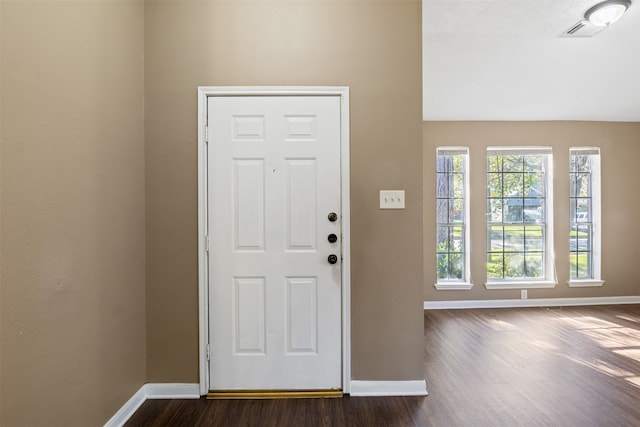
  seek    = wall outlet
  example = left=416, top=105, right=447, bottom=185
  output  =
left=521, top=289, right=528, bottom=300
left=380, top=190, right=405, bottom=209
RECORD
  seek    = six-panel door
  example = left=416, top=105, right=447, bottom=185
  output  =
left=208, top=95, right=342, bottom=390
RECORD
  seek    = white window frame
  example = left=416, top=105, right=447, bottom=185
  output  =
left=485, top=147, right=556, bottom=290
left=568, top=147, right=604, bottom=288
left=435, top=147, right=472, bottom=290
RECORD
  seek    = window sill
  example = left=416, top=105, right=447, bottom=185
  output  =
left=567, top=280, right=605, bottom=288
left=484, top=281, right=557, bottom=290
left=434, top=282, right=473, bottom=291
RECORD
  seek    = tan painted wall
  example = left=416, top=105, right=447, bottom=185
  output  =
left=145, top=1, right=424, bottom=382
left=0, top=2, right=146, bottom=426
left=424, top=121, right=640, bottom=301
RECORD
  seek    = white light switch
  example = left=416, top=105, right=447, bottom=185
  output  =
left=380, top=190, right=405, bottom=209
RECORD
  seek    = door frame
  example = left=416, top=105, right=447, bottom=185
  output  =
left=197, top=86, right=351, bottom=395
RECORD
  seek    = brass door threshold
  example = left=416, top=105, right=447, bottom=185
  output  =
left=207, top=390, right=343, bottom=400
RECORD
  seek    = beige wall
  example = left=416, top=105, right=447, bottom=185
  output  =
left=145, top=0, right=424, bottom=382
left=424, top=121, right=640, bottom=301
left=0, top=1, right=146, bottom=426
left=4, top=1, right=639, bottom=424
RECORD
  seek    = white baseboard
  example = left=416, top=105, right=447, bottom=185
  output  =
left=349, top=380, right=428, bottom=397
left=145, top=383, right=200, bottom=399
left=104, top=383, right=200, bottom=427
left=105, top=380, right=428, bottom=425
left=424, top=296, right=640, bottom=310
left=104, top=385, right=148, bottom=427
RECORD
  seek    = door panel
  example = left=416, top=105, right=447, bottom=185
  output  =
left=286, top=277, right=318, bottom=354
left=208, top=95, right=341, bottom=391
left=285, top=159, right=317, bottom=251
left=233, top=159, right=265, bottom=251
left=233, top=277, right=266, bottom=354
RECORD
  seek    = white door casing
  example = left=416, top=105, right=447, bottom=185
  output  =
left=197, top=87, right=350, bottom=394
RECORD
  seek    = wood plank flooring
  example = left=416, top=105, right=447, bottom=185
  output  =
left=125, top=305, right=640, bottom=426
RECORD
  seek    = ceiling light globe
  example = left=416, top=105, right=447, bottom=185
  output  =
left=585, top=0, right=632, bottom=26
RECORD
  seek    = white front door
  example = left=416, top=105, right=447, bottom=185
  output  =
left=207, top=95, right=342, bottom=390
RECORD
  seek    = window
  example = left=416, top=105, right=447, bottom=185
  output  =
left=569, top=148, right=603, bottom=286
left=436, top=147, right=471, bottom=289
left=486, top=147, right=555, bottom=289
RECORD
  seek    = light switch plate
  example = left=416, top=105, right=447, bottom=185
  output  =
left=380, top=190, right=405, bottom=209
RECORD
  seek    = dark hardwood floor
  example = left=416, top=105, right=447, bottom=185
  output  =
left=125, top=305, right=640, bottom=426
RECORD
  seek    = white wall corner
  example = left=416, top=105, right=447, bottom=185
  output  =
left=104, top=383, right=200, bottom=427
left=349, top=380, right=428, bottom=397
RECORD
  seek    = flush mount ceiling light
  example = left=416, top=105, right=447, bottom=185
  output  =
left=584, top=0, right=631, bottom=26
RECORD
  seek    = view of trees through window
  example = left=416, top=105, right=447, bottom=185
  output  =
left=436, top=149, right=466, bottom=281
left=570, top=148, right=599, bottom=280
left=435, top=147, right=601, bottom=287
left=486, top=149, right=549, bottom=280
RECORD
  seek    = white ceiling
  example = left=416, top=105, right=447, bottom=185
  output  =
left=423, top=0, right=640, bottom=121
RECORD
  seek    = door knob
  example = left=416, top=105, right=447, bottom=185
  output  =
left=328, top=254, right=338, bottom=264
left=328, top=212, right=338, bottom=222
left=328, top=234, right=338, bottom=243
